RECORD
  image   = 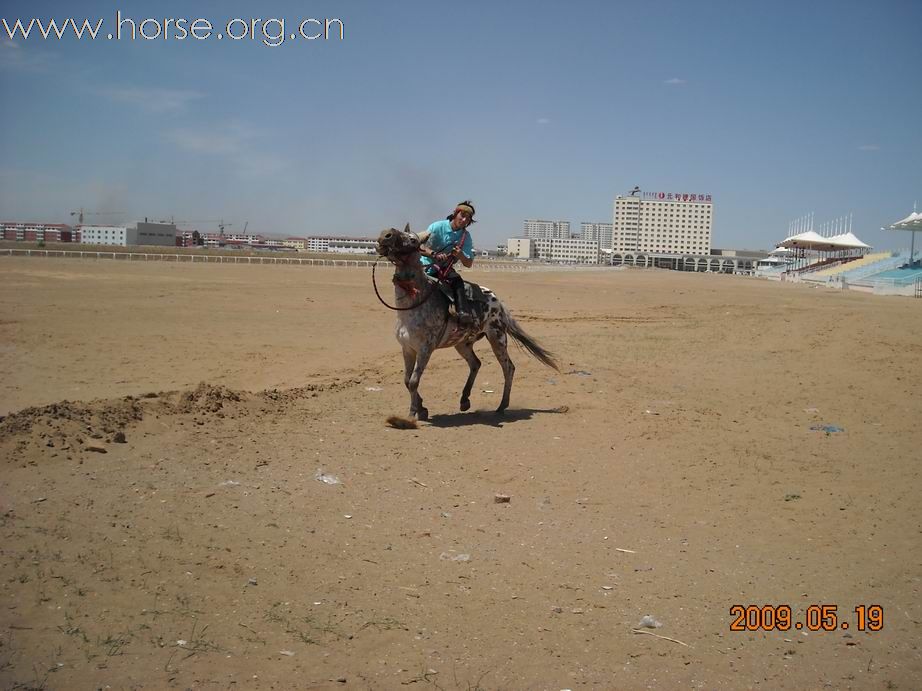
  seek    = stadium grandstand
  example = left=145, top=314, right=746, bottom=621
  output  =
left=759, top=209, right=922, bottom=296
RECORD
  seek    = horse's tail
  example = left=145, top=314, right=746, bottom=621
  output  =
left=505, top=317, right=560, bottom=371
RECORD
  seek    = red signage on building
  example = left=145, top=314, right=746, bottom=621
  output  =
left=642, top=192, right=712, bottom=203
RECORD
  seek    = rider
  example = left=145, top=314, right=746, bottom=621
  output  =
left=419, top=201, right=476, bottom=325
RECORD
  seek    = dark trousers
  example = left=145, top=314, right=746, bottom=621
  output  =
left=445, top=273, right=471, bottom=319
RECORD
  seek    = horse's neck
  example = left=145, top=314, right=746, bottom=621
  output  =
left=392, top=260, right=427, bottom=304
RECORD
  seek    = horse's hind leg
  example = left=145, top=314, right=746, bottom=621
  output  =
left=455, top=341, right=481, bottom=411
left=486, top=328, right=515, bottom=413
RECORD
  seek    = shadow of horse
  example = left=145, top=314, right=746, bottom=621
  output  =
left=427, top=405, right=569, bottom=428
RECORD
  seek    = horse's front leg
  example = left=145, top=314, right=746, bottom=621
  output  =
left=402, top=346, right=421, bottom=419
left=455, top=342, right=481, bottom=411
left=405, top=346, right=433, bottom=421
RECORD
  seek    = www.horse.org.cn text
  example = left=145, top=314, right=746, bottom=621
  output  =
left=2, top=13, right=345, bottom=47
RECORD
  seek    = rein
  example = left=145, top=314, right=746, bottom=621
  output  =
left=372, top=227, right=468, bottom=312
left=371, top=254, right=438, bottom=311
left=432, top=227, right=468, bottom=281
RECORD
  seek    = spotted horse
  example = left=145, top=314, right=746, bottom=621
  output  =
left=376, top=224, right=559, bottom=421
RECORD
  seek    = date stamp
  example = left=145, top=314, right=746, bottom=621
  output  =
left=730, top=605, right=883, bottom=632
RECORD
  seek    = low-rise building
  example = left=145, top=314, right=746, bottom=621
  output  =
left=506, top=238, right=534, bottom=259
left=136, top=221, right=178, bottom=246
left=79, top=225, right=134, bottom=246
left=506, top=236, right=600, bottom=264
left=1, top=222, right=74, bottom=242
left=306, top=235, right=377, bottom=254
left=281, top=237, right=307, bottom=250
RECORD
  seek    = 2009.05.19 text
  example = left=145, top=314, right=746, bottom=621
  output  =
left=729, top=604, right=883, bottom=632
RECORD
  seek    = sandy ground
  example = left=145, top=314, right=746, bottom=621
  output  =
left=1, top=256, right=920, bottom=690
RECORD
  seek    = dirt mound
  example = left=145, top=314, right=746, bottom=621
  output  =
left=0, top=396, right=143, bottom=438
left=0, top=382, right=252, bottom=460
left=173, top=382, right=245, bottom=415
left=0, top=396, right=145, bottom=462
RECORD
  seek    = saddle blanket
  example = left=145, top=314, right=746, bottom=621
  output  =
left=426, top=276, right=490, bottom=304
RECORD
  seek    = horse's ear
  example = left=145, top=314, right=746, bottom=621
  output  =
left=404, top=223, right=411, bottom=234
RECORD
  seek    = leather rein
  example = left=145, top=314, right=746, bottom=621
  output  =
left=372, top=251, right=438, bottom=312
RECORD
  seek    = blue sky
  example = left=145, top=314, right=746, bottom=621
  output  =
left=1, top=0, right=920, bottom=251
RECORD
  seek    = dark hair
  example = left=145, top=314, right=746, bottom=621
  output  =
left=447, top=200, right=476, bottom=223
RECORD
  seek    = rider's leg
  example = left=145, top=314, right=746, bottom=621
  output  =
left=451, top=275, right=473, bottom=325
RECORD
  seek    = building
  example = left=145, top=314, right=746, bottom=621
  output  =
left=1, top=222, right=74, bottom=242
left=523, top=219, right=570, bottom=240
left=79, top=225, right=134, bottom=246
left=506, top=238, right=533, bottom=259
left=281, top=237, right=307, bottom=251
left=612, top=191, right=713, bottom=256
left=77, top=222, right=177, bottom=247
left=580, top=222, right=613, bottom=249
left=305, top=235, right=378, bottom=254
left=222, top=233, right=261, bottom=245
left=136, top=221, right=178, bottom=246
left=507, top=236, right=600, bottom=264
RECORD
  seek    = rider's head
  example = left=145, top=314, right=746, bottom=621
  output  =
left=448, top=201, right=476, bottom=230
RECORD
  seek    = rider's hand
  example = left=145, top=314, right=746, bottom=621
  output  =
left=435, top=252, right=448, bottom=262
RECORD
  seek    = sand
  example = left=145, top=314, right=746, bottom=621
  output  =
left=1, top=256, right=920, bottom=689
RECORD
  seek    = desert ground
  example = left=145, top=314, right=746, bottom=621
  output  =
left=1, top=255, right=920, bottom=690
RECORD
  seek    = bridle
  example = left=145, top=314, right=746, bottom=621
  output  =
left=371, top=242, right=438, bottom=311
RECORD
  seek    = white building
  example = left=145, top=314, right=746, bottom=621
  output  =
left=580, top=222, right=613, bottom=249
left=523, top=219, right=570, bottom=240
left=223, top=233, right=261, bottom=244
left=506, top=238, right=533, bottom=259
left=281, top=237, right=307, bottom=250
left=305, top=235, right=377, bottom=254
left=613, top=191, right=713, bottom=256
left=506, top=236, right=600, bottom=264
left=79, top=225, right=134, bottom=246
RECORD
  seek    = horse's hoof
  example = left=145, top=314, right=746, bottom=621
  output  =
left=460, top=399, right=470, bottom=412
left=417, top=408, right=429, bottom=422
left=494, top=406, right=507, bottom=416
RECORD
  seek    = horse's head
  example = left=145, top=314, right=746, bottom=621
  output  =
left=376, top=224, right=421, bottom=263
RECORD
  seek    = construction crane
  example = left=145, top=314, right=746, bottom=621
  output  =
left=70, top=208, right=124, bottom=224
left=217, top=220, right=233, bottom=236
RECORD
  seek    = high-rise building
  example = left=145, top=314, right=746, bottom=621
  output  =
left=523, top=219, right=570, bottom=240
left=580, top=222, right=613, bottom=249
left=612, top=191, right=713, bottom=255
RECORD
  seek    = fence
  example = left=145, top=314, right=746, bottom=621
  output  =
left=1, top=248, right=537, bottom=271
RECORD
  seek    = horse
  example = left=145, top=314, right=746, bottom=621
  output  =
left=376, top=224, right=559, bottom=421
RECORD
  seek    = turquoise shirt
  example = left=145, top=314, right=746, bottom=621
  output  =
left=419, top=220, right=474, bottom=271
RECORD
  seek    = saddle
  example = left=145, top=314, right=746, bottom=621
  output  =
left=425, top=275, right=489, bottom=322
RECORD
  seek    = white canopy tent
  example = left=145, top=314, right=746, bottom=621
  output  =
left=776, top=229, right=872, bottom=271
left=886, top=211, right=922, bottom=265
left=778, top=230, right=871, bottom=252
left=827, top=232, right=871, bottom=250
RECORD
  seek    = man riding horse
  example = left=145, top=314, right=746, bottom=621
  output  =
left=418, top=201, right=476, bottom=326
left=376, top=218, right=559, bottom=421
